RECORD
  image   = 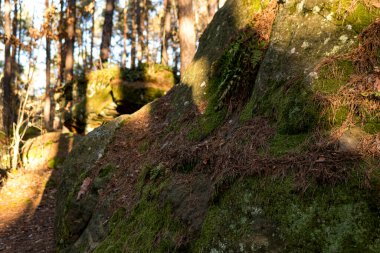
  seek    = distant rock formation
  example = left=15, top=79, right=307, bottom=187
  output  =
left=62, top=64, right=175, bottom=134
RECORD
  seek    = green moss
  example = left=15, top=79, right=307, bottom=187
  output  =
left=333, top=106, right=350, bottom=126
left=137, top=140, right=150, bottom=153
left=88, top=66, right=120, bottom=85
left=95, top=181, right=184, bottom=253
left=193, top=178, right=286, bottom=252
left=137, top=163, right=167, bottom=192
left=239, top=99, right=256, bottom=122
left=269, top=133, right=309, bottom=156
left=47, top=157, right=64, bottom=169
left=344, top=3, right=380, bottom=33
left=254, top=81, right=320, bottom=134
left=195, top=174, right=380, bottom=252
left=188, top=109, right=226, bottom=141
left=189, top=32, right=267, bottom=141
left=313, top=61, right=353, bottom=94
left=363, top=121, right=380, bottom=134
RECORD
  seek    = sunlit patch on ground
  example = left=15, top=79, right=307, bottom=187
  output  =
left=0, top=167, right=55, bottom=252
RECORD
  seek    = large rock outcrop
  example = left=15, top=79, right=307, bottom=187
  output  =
left=56, top=0, right=380, bottom=252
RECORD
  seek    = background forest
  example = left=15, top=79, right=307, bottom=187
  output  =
left=0, top=0, right=224, bottom=170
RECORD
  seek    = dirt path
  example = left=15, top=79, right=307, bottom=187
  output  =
left=0, top=168, right=57, bottom=252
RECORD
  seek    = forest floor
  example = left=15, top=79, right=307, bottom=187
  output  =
left=0, top=167, right=56, bottom=252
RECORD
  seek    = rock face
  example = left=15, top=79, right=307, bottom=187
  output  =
left=22, top=132, right=81, bottom=170
left=63, top=65, right=175, bottom=134
left=56, top=0, right=380, bottom=252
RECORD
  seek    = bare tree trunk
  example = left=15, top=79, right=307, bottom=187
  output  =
left=161, top=0, right=171, bottom=66
left=1, top=0, right=13, bottom=136
left=17, top=0, right=22, bottom=66
left=89, top=0, right=95, bottom=68
left=44, top=0, right=52, bottom=131
left=82, top=20, right=87, bottom=73
left=122, top=0, right=129, bottom=67
left=10, top=0, right=18, bottom=126
left=0, top=0, right=2, bottom=28
left=54, top=0, right=65, bottom=130
left=136, top=0, right=144, bottom=65
left=100, top=0, right=116, bottom=63
left=64, top=0, right=76, bottom=84
left=144, top=0, right=149, bottom=64
left=177, top=0, right=196, bottom=76
left=57, top=0, right=65, bottom=89
left=11, top=0, right=18, bottom=80
left=207, top=0, right=218, bottom=22
left=130, top=0, right=137, bottom=68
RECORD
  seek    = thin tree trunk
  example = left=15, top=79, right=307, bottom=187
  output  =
left=89, top=0, right=95, bottom=68
left=177, top=0, right=196, bottom=76
left=57, top=0, right=65, bottom=89
left=144, top=0, right=149, bottom=63
left=11, top=0, right=19, bottom=126
left=44, top=0, right=52, bottom=131
left=130, top=0, right=137, bottom=68
left=161, top=0, right=171, bottom=66
left=136, top=0, right=144, bottom=65
left=100, top=0, right=116, bottom=63
left=122, top=0, right=129, bottom=67
left=11, top=0, right=18, bottom=81
left=0, top=0, right=2, bottom=28
left=53, top=0, right=65, bottom=130
left=64, top=0, right=76, bottom=84
left=82, top=20, right=87, bottom=73
left=17, top=0, right=22, bottom=66
left=1, top=0, right=13, bottom=136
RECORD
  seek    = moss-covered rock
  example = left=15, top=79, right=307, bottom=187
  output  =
left=56, top=116, right=127, bottom=251
left=21, top=132, right=80, bottom=170
left=63, top=64, right=174, bottom=134
left=195, top=175, right=380, bottom=252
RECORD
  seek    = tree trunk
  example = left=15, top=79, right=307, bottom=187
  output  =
left=11, top=0, right=18, bottom=80
left=136, top=0, right=144, bottom=65
left=44, top=0, right=52, bottom=131
left=100, top=0, right=116, bottom=63
left=130, top=0, right=137, bottom=68
left=0, top=0, right=2, bottom=28
left=57, top=0, right=65, bottom=89
left=161, top=0, right=171, bottom=66
left=17, top=0, right=22, bottom=66
left=177, top=0, right=196, bottom=76
left=1, top=0, right=13, bottom=136
left=144, top=0, right=149, bottom=63
left=64, top=0, right=76, bottom=84
left=122, top=0, right=129, bottom=67
left=89, top=0, right=95, bottom=68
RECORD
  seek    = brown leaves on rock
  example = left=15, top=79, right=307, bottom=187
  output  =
left=253, top=0, right=278, bottom=42
left=353, top=18, right=380, bottom=73
left=76, top=177, right=92, bottom=200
